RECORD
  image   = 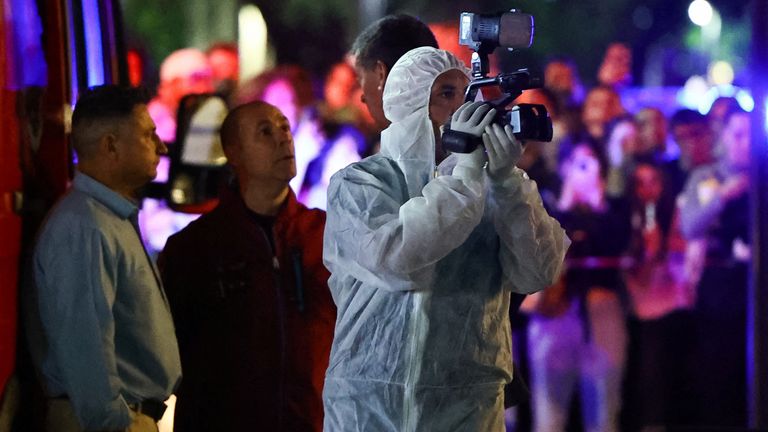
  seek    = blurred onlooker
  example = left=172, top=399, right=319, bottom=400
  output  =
left=581, top=85, right=625, bottom=142
left=148, top=48, right=214, bottom=144
left=320, top=61, right=375, bottom=136
left=622, top=162, right=697, bottom=430
left=670, top=108, right=715, bottom=173
left=634, top=107, right=687, bottom=198
left=634, top=107, right=670, bottom=159
left=603, top=115, right=639, bottom=197
left=677, top=107, right=751, bottom=428
left=526, top=140, right=631, bottom=432
left=544, top=56, right=584, bottom=108
left=597, top=42, right=632, bottom=90
left=667, top=108, right=716, bottom=201
left=206, top=42, right=239, bottom=101
left=706, top=96, right=739, bottom=142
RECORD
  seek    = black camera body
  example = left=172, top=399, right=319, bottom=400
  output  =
left=443, top=10, right=553, bottom=154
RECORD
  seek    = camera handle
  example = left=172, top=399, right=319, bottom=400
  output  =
left=469, top=43, right=496, bottom=80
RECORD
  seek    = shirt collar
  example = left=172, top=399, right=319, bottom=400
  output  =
left=72, top=172, right=138, bottom=219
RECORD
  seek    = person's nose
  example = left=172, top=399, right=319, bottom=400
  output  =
left=278, top=128, right=293, bottom=148
left=156, top=135, right=168, bottom=155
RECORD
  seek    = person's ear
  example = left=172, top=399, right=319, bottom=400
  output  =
left=100, top=132, right=120, bottom=161
left=374, top=61, right=388, bottom=92
left=222, top=143, right=241, bottom=170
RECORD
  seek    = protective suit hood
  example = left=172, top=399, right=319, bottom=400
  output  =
left=380, top=47, right=469, bottom=198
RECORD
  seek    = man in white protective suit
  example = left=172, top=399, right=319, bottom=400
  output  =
left=322, top=46, right=569, bottom=431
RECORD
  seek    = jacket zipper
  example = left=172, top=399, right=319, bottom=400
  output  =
left=259, top=225, right=287, bottom=429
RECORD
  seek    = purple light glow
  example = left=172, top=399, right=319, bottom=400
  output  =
left=81, top=0, right=105, bottom=87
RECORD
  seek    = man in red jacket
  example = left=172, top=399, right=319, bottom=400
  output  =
left=159, top=101, right=336, bottom=431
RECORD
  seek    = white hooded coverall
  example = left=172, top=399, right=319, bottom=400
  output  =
left=322, top=47, right=568, bottom=432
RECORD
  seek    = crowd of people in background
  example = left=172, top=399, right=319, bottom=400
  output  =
left=124, top=30, right=751, bottom=432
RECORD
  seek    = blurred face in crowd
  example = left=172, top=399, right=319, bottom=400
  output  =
left=633, top=163, right=664, bottom=204
left=598, top=42, right=632, bottom=88
left=429, top=69, right=469, bottom=163
left=545, top=61, right=577, bottom=96
left=672, top=122, right=714, bottom=169
left=635, top=108, right=668, bottom=154
left=355, top=61, right=389, bottom=131
left=162, top=69, right=214, bottom=111
left=707, top=97, right=738, bottom=136
left=208, top=48, right=239, bottom=84
left=325, top=62, right=359, bottom=110
left=721, top=112, right=751, bottom=170
left=157, top=49, right=215, bottom=111
left=582, top=87, right=623, bottom=140
left=225, top=104, right=296, bottom=185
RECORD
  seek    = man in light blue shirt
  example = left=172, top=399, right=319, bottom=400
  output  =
left=26, top=85, right=181, bottom=431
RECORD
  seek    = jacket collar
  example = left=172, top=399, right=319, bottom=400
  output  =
left=220, top=184, right=302, bottom=230
left=72, top=172, right=138, bottom=219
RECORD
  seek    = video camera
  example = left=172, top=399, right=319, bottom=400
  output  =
left=443, top=10, right=553, bottom=153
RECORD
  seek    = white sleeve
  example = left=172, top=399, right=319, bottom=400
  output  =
left=323, top=160, right=485, bottom=291
left=488, top=167, right=570, bottom=294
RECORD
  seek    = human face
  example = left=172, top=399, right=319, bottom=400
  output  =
left=582, top=87, right=623, bottom=139
left=583, top=88, right=621, bottom=124
left=429, top=69, right=469, bottom=129
left=633, top=164, right=663, bottom=204
left=430, top=69, right=469, bottom=163
left=672, top=123, right=713, bottom=168
left=545, top=61, right=575, bottom=94
left=228, top=105, right=296, bottom=184
left=208, top=49, right=239, bottom=83
left=722, top=112, right=751, bottom=170
left=355, top=61, right=388, bottom=131
left=598, top=43, right=632, bottom=87
left=165, top=67, right=214, bottom=109
left=116, top=104, right=167, bottom=190
left=325, top=62, right=358, bottom=110
left=635, top=108, right=668, bottom=153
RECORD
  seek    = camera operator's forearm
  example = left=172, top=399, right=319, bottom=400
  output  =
left=489, top=167, right=569, bottom=293
left=323, top=165, right=485, bottom=289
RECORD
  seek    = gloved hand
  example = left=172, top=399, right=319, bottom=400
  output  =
left=483, top=123, right=523, bottom=181
left=450, top=102, right=496, bottom=137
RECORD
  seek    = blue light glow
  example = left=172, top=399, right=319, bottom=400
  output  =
left=82, top=0, right=105, bottom=87
left=764, top=99, right=768, bottom=133
left=698, top=85, right=754, bottom=114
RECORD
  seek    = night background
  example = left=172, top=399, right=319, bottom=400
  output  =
left=121, top=0, right=751, bottom=91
